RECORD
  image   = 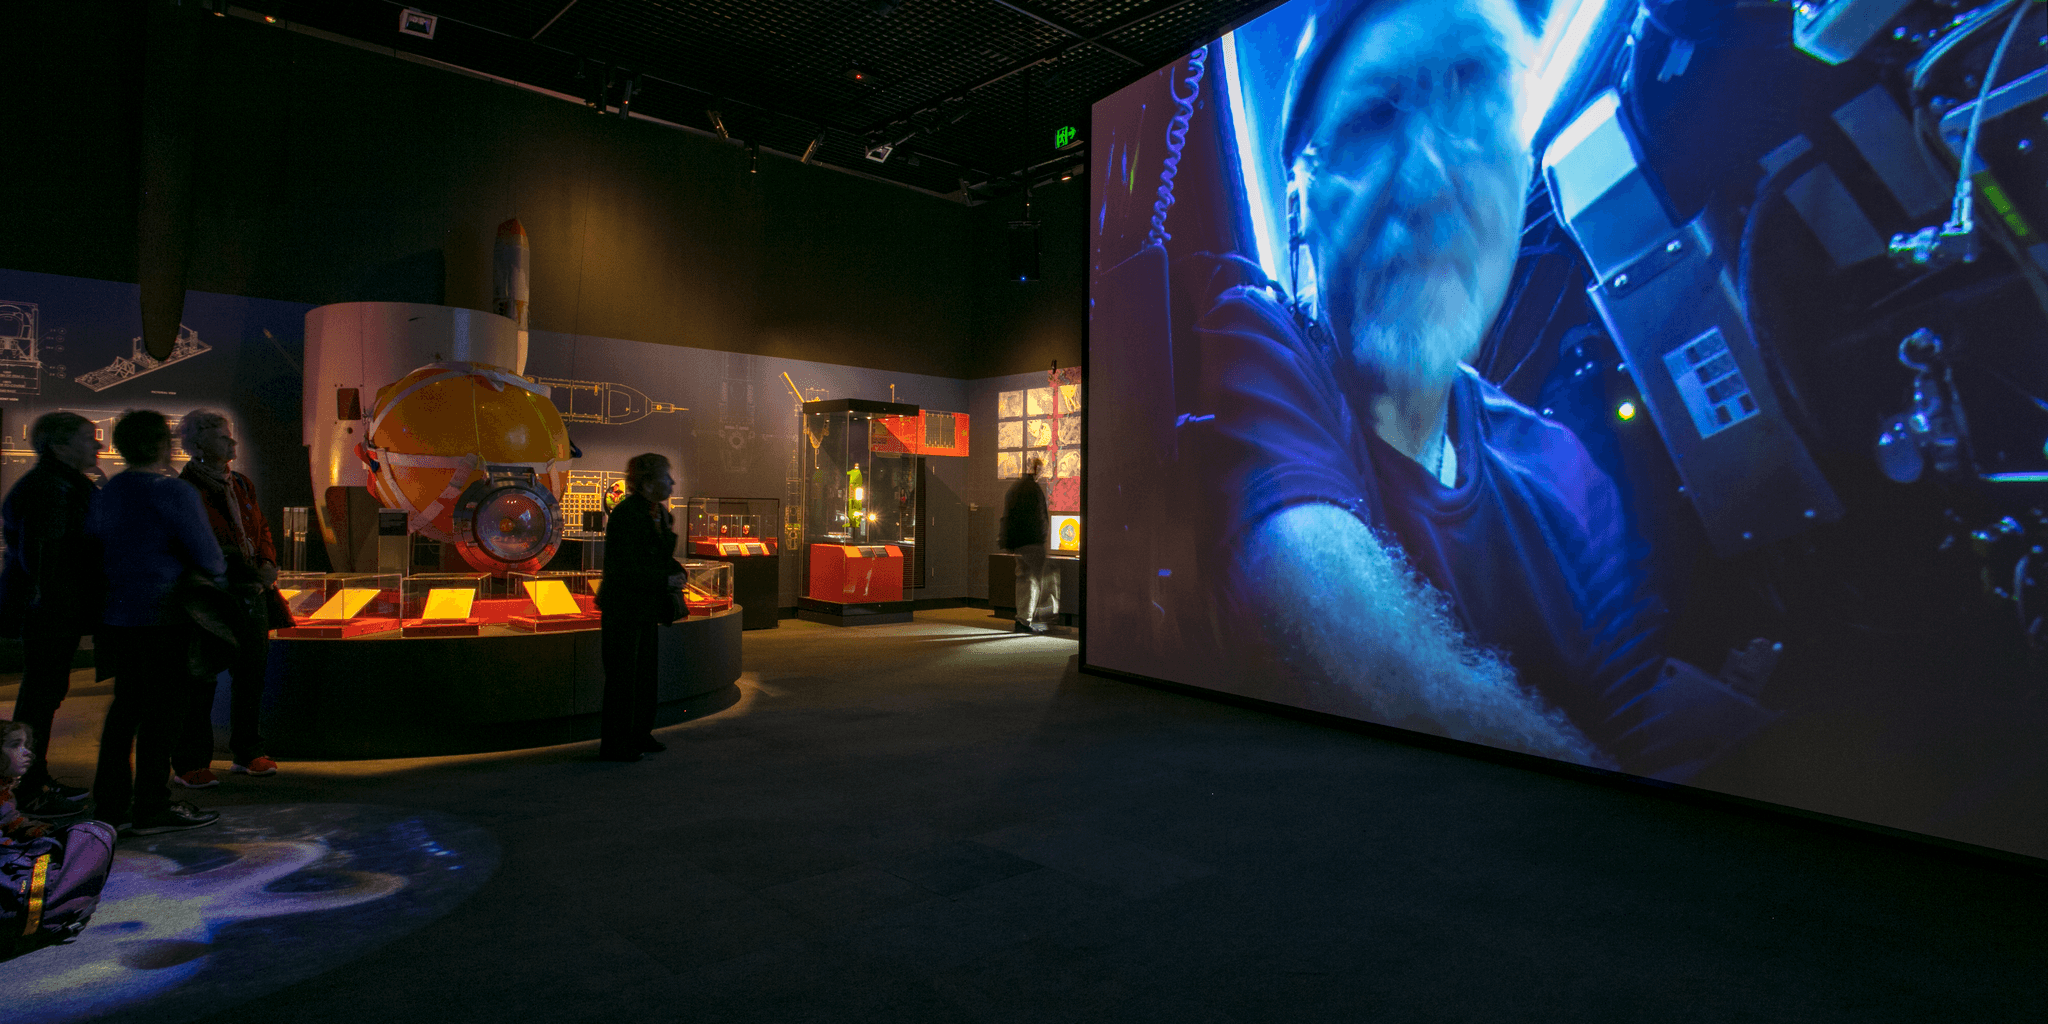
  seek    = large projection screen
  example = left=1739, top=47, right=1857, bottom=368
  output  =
left=1086, top=0, right=2048, bottom=861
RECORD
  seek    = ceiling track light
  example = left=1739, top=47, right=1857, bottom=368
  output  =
left=747, top=141, right=760, bottom=174
left=708, top=109, right=730, bottom=140
left=801, top=132, right=827, bottom=165
left=616, top=73, right=640, bottom=119
left=864, top=129, right=914, bottom=164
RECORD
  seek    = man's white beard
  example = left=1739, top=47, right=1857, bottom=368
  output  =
left=1346, top=262, right=1485, bottom=397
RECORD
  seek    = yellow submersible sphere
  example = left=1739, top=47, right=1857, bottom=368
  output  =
left=361, top=361, right=572, bottom=571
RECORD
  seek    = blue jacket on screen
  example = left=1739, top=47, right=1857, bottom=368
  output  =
left=1192, top=273, right=1767, bottom=777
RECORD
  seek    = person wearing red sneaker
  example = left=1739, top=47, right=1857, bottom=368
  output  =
left=173, top=410, right=284, bottom=784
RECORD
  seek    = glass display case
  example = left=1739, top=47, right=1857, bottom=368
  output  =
left=798, top=399, right=920, bottom=625
left=400, top=572, right=490, bottom=636
left=281, top=506, right=312, bottom=572
left=507, top=569, right=603, bottom=632
left=682, top=560, right=733, bottom=615
left=274, top=572, right=402, bottom=638
left=680, top=496, right=780, bottom=557
left=677, top=496, right=782, bottom=630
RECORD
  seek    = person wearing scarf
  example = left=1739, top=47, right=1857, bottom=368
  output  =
left=174, top=410, right=282, bottom=785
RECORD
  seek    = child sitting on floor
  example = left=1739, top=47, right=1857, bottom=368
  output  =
left=2, top=720, right=116, bottom=953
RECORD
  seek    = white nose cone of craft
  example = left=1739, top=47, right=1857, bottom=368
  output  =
left=493, top=217, right=530, bottom=373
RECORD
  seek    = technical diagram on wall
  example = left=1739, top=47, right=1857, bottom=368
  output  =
left=782, top=371, right=829, bottom=549
left=717, top=351, right=758, bottom=475
left=74, top=325, right=210, bottom=392
left=561, top=470, right=625, bottom=520
left=2, top=408, right=200, bottom=479
left=0, top=300, right=44, bottom=398
left=532, top=377, right=686, bottom=425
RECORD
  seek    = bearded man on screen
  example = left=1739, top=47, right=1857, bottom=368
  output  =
left=1195, top=0, right=1773, bottom=778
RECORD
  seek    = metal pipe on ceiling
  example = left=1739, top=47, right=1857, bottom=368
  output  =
left=863, top=0, right=1201, bottom=135
left=531, top=0, right=580, bottom=41
left=983, top=0, right=1145, bottom=65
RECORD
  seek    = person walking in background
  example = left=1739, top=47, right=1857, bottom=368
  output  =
left=172, top=410, right=281, bottom=787
left=596, top=453, right=684, bottom=763
left=0, top=412, right=103, bottom=818
left=89, top=410, right=224, bottom=836
left=1002, top=456, right=1057, bottom=634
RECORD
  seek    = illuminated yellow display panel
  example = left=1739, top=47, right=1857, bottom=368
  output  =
left=310, top=588, right=381, bottom=621
left=420, top=588, right=478, bottom=621
left=522, top=578, right=582, bottom=616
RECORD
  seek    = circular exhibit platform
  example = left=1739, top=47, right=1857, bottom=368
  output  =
left=226, top=608, right=743, bottom=758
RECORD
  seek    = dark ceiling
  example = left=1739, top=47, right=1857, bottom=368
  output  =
left=246, top=0, right=1280, bottom=200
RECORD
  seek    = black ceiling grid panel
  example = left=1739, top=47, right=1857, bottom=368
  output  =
left=253, top=0, right=1281, bottom=201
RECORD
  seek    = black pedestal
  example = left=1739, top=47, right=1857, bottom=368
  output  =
left=703, top=552, right=780, bottom=630
left=796, top=597, right=914, bottom=626
left=242, top=608, right=743, bottom=758
left=988, top=552, right=1081, bottom=626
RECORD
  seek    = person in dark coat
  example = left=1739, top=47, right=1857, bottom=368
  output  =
left=596, top=453, right=683, bottom=762
left=89, top=410, right=223, bottom=836
left=0, top=411, right=103, bottom=817
left=1001, top=457, right=1056, bottom=633
left=173, top=409, right=282, bottom=786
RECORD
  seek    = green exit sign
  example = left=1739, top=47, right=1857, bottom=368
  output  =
left=1055, top=125, right=1077, bottom=148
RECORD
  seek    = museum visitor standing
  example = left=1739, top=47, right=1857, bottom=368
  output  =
left=174, top=409, right=283, bottom=787
left=1002, top=457, right=1057, bottom=634
left=597, top=453, right=684, bottom=762
left=89, top=410, right=225, bottom=836
left=0, top=411, right=103, bottom=818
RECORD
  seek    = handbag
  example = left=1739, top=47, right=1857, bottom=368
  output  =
left=662, top=558, right=686, bottom=624
left=263, top=586, right=294, bottom=630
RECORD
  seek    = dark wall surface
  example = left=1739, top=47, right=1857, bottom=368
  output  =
left=5, top=3, right=146, bottom=286
left=968, top=182, right=1087, bottom=380
left=4, top=10, right=1010, bottom=381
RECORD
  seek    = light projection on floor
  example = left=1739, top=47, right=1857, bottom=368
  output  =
left=0, top=804, right=498, bottom=1024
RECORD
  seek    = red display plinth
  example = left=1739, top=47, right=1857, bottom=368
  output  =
left=807, top=544, right=904, bottom=603
left=508, top=614, right=601, bottom=633
left=691, top=537, right=778, bottom=557
left=275, top=619, right=400, bottom=639
left=401, top=619, right=483, bottom=637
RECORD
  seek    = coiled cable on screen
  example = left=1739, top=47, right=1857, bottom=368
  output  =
left=1147, top=46, right=1209, bottom=249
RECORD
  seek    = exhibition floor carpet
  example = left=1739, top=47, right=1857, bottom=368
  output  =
left=4, top=608, right=2044, bottom=1023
